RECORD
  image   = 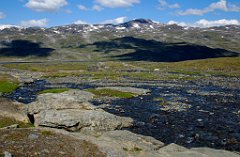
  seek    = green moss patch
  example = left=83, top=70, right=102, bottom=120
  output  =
left=86, top=88, right=136, bottom=99
left=0, top=81, right=19, bottom=94
left=41, top=130, right=55, bottom=136
left=0, top=116, right=34, bottom=128
left=38, top=88, right=71, bottom=94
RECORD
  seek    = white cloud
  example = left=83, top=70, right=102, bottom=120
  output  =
left=94, top=0, right=140, bottom=8
left=25, top=0, right=68, bottom=12
left=20, top=18, right=48, bottom=27
left=167, top=19, right=240, bottom=27
left=158, top=0, right=180, bottom=10
left=74, top=20, right=88, bottom=25
left=77, top=5, right=88, bottom=11
left=92, top=5, right=104, bottom=11
left=167, top=20, right=187, bottom=26
left=178, top=0, right=240, bottom=16
left=195, top=19, right=240, bottom=27
left=0, top=12, right=6, bottom=19
left=102, top=17, right=127, bottom=24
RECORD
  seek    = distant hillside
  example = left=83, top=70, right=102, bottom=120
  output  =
left=0, top=19, right=239, bottom=61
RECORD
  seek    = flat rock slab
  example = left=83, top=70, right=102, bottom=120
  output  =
left=28, top=90, right=96, bottom=114
left=49, top=129, right=240, bottom=157
left=35, top=109, right=133, bottom=132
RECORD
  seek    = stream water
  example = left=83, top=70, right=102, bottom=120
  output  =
left=3, top=79, right=240, bottom=152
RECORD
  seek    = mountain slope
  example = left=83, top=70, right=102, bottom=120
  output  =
left=0, top=19, right=239, bottom=61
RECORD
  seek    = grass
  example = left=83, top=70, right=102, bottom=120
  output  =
left=0, top=74, right=19, bottom=94
left=0, top=116, right=34, bottom=128
left=86, top=88, right=136, bottom=99
left=132, top=57, right=240, bottom=77
left=0, top=81, right=19, bottom=93
left=38, top=88, right=71, bottom=94
left=122, top=147, right=142, bottom=152
left=3, top=62, right=91, bottom=72
left=3, top=57, right=240, bottom=82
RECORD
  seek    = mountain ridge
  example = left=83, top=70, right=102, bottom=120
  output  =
left=1, top=18, right=240, bottom=31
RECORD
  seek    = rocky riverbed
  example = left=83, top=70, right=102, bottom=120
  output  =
left=2, top=76, right=240, bottom=153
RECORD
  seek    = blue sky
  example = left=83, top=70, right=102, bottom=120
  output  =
left=0, top=0, right=240, bottom=27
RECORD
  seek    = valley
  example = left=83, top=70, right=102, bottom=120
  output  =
left=0, top=19, right=240, bottom=157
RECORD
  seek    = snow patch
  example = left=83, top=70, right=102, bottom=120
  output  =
left=0, top=25, right=22, bottom=30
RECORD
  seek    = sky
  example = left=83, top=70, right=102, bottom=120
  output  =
left=0, top=0, right=240, bottom=27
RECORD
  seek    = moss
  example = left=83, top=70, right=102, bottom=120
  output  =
left=0, top=116, right=34, bottom=128
left=133, top=147, right=142, bottom=152
left=38, top=88, right=71, bottom=94
left=86, top=88, right=136, bottom=99
left=122, top=147, right=142, bottom=152
left=123, top=147, right=128, bottom=151
left=0, top=81, right=19, bottom=94
left=41, top=130, right=55, bottom=136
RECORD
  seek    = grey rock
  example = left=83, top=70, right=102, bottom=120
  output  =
left=28, top=90, right=133, bottom=132
left=0, top=98, right=28, bottom=123
left=35, top=109, right=133, bottom=132
left=28, top=133, right=39, bottom=140
left=158, top=143, right=240, bottom=157
left=49, top=128, right=240, bottom=157
left=191, top=147, right=240, bottom=157
left=60, top=129, right=165, bottom=157
left=3, top=151, right=12, bottom=157
left=28, top=90, right=96, bottom=115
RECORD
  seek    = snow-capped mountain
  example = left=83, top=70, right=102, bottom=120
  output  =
left=0, top=19, right=239, bottom=59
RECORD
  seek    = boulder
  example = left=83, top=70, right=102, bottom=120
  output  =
left=34, top=109, right=132, bottom=132
left=0, top=98, right=28, bottom=122
left=27, top=90, right=133, bottom=132
left=28, top=90, right=96, bottom=114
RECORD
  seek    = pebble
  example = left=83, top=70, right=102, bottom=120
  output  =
left=28, top=134, right=39, bottom=140
left=3, top=151, right=12, bottom=157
